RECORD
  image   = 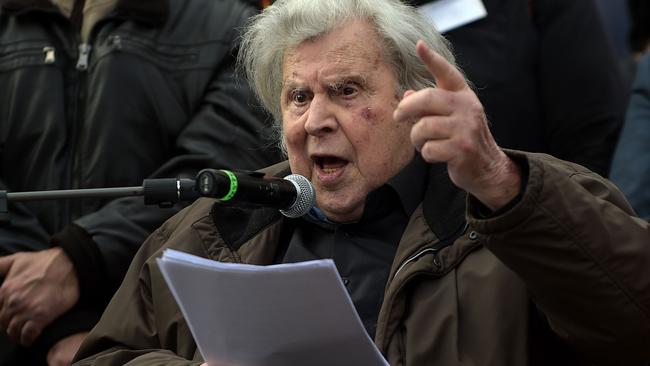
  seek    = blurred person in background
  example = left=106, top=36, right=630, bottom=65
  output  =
left=73, top=0, right=650, bottom=365
left=610, top=0, right=650, bottom=220
left=0, top=0, right=279, bottom=365
left=594, top=0, right=633, bottom=82
left=409, top=0, right=627, bottom=177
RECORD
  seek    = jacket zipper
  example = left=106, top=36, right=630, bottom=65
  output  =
left=377, top=223, right=470, bottom=354
left=43, top=47, right=56, bottom=64
left=76, top=43, right=92, bottom=70
left=377, top=241, right=483, bottom=357
left=393, top=223, right=469, bottom=280
left=108, top=35, right=197, bottom=63
left=393, top=247, right=441, bottom=279
left=68, top=40, right=92, bottom=219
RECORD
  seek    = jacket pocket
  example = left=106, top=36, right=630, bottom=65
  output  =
left=93, top=33, right=226, bottom=72
left=0, top=43, right=56, bottom=72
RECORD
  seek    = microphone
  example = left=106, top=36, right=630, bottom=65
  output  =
left=195, top=169, right=316, bottom=218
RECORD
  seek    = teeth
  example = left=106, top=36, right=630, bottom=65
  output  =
left=322, top=168, right=338, bottom=174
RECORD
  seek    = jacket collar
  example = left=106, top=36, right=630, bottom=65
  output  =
left=210, top=162, right=292, bottom=251
left=422, top=162, right=468, bottom=243
left=0, top=0, right=169, bottom=27
left=260, top=160, right=467, bottom=242
left=210, top=161, right=467, bottom=253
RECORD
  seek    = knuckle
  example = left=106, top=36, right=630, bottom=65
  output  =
left=420, top=118, right=433, bottom=135
left=7, top=293, right=24, bottom=309
left=410, top=128, right=418, bottom=146
left=410, top=123, right=424, bottom=147
left=7, top=319, right=22, bottom=339
left=465, top=119, right=481, bottom=135
left=423, top=118, right=443, bottom=139
left=445, top=93, right=457, bottom=107
left=0, top=280, right=13, bottom=294
left=22, top=322, right=41, bottom=344
left=468, top=100, right=484, bottom=113
left=33, top=304, right=52, bottom=322
left=468, top=102, right=486, bottom=122
left=421, top=142, right=436, bottom=160
left=457, top=137, right=476, bottom=154
left=424, top=117, right=438, bottom=132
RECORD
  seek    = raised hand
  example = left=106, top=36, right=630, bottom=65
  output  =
left=393, top=40, right=521, bottom=211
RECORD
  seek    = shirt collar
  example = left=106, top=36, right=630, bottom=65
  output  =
left=385, top=153, right=428, bottom=217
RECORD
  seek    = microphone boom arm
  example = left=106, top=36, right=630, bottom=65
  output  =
left=0, top=170, right=315, bottom=222
left=0, top=178, right=198, bottom=222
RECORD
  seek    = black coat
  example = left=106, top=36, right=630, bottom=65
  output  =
left=0, top=0, right=279, bottom=361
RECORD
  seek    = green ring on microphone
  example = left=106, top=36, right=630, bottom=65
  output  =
left=219, top=170, right=238, bottom=201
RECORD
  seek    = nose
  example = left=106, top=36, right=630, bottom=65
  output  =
left=304, top=94, right=338, bottom=137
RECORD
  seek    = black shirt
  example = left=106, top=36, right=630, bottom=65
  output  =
left=282, top=155, right=428, bottom=338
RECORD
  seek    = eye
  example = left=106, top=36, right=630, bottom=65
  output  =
left=341, top=85, right=358, bottom=97
left=291, top=90, right=310, bottom=106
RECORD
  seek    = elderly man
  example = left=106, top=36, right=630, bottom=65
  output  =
left=73, top=0, right=650, bottom=365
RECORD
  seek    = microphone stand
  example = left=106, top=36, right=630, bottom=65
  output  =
left=0, top=178, right=198, bottom=222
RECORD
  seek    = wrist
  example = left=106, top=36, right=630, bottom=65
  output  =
left=473, top=154, right=522, bottom=211
left=52, top=224, right=110, bottom=306
left=48, top=247, right=80, bottom=300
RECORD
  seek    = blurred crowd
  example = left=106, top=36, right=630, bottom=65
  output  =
left=0, top=0, right=647, bottom=365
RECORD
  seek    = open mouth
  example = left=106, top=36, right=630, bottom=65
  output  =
left=313, top=155, right=348, bottom=176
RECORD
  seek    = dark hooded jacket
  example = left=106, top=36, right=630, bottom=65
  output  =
left=0, top=0, right=278, bottom=361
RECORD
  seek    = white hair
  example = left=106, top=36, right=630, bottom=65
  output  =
left=238, top=0, right=456, bottom=151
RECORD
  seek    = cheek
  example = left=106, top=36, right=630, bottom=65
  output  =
left=288, top=154, right=308, bottom=175
left=361, top=107, right=375, bottom=121
left=282, top=119, right=311, bottom=174
left=355, top=106, right=412, bottom=169
left=282, top=118, right=305, bottom=148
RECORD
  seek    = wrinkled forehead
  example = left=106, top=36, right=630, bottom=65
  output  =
left=281, top=20, right=394, bottom=85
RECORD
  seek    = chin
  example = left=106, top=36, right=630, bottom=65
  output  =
left=317, top=195, right=363, bottom=223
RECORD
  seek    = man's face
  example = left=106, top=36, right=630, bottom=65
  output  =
left=281, top=20, right=415, bottom=222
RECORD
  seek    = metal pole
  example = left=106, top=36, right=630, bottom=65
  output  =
left=6, top=186, right=144, bottom=201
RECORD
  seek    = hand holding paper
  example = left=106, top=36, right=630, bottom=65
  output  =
left=157, top=249, right=389, bottom=366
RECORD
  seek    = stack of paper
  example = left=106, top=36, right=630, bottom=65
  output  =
left=157, top=249, right=389, bottom=366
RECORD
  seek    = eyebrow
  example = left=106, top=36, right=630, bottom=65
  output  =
left=282, top=79, right=303, bottom=92
left=283, top=73, right=369, bottom=91
left=328, top=74, right=368, bottom=90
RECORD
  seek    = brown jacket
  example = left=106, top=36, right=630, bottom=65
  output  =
left=73, top=151, right=650, bottom=366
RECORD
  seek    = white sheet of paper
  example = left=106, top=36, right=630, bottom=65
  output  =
left=418, top=0, right=487, bottom=33
left=157, top=249, right=389, bottom=366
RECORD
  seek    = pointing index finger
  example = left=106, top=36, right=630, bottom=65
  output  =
left=416, top=40, right=466, bottom=92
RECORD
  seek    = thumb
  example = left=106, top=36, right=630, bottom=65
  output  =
left=0, top=255, right=15, bottom=277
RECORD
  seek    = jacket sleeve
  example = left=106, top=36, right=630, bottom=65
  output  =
left=0, top=184, right=51, bottom=255
left=467, top=150, right=650, bottom=365
left=534, top=0, right=626, bottom=177
left=72, top=206, right=206, bottom=366
left=53, top=4, right=279, bottom=309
